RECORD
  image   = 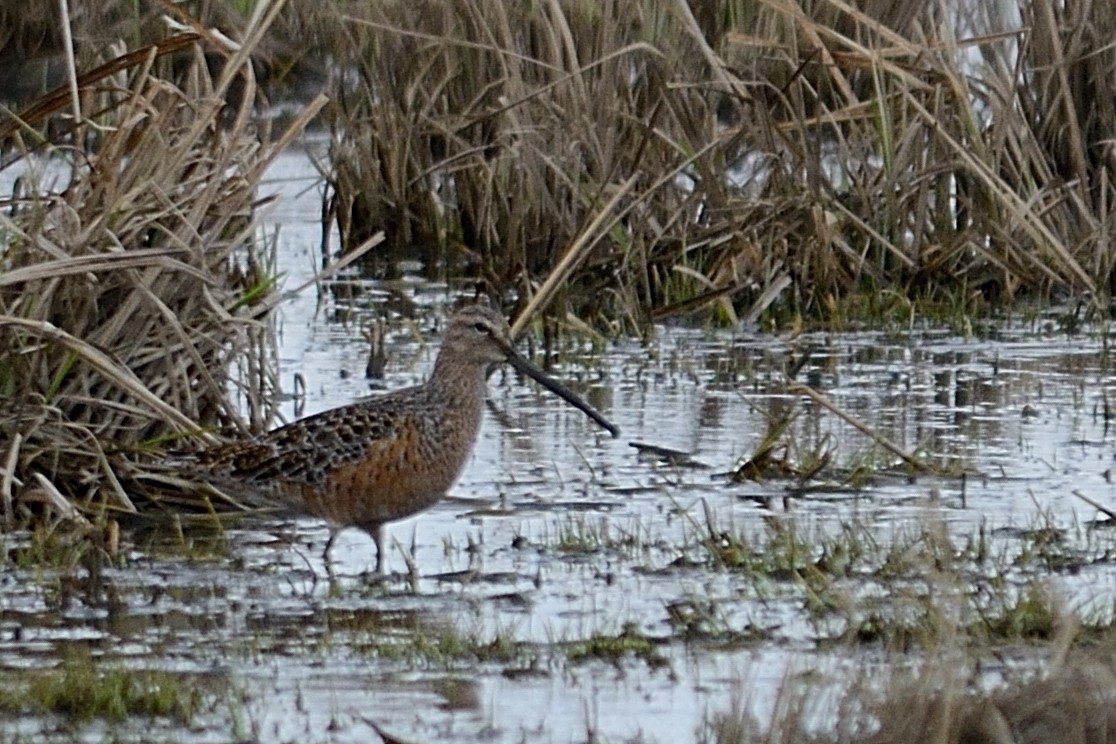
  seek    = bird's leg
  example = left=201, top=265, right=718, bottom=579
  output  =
left=323, top=529, right=339, bottom=579
left=373, top=523, right=386, bottom=574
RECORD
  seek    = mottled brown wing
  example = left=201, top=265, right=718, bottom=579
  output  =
left=188, top=397, right=411, bottom=493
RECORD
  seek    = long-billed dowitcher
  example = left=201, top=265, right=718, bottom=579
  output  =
left=179, top=303, right=618, bottom=574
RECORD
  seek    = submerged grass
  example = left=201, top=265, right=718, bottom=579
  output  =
left=0, top=658, right=228, bottom=725
left=4, top=4, right=1116, bottom=742
left=567, top=624, right=671, bottom=670
left=702, top=623, right=1116, bottom=743
left=674, top=499, right=1116, bottom=650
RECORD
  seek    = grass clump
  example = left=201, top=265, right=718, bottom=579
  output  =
left=333, top=610, right=526, bottom=668
left=319, top=0, right=1116, bottom=330
left=0, top=10, right=325, bottom=529
left=970, top=582, right=1064, bottom=643
left=678, top=502, right=1116, bottom=652
left=567, top=624, right=670, bottom=670
left=0, top=660, right=219, bottom=724
left=702, top=609, right=1116, bottom=743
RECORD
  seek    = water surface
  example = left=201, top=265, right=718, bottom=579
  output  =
left=3, top=147, right=1116, bottom=742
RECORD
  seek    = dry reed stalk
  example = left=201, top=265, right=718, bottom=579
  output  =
left=0, top=10, right=319, bottom=524
left=706, top=597, right=1116, bottom=743
left=700, top=0, right=1116, bottom=315
left=323, top=0, right=1116, bottom=327
left=325, top=0, right=722, bottom=326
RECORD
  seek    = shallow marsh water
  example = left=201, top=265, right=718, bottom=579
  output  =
left=4, top=148, right=1116, bottom=742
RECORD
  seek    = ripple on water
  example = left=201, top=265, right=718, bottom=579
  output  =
left=4, top=150, right=1116, bottom=741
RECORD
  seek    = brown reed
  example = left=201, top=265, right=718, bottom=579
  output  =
left=0, top=11, right=321, bottom=526
left=322, top=0, right=1116, bottom=329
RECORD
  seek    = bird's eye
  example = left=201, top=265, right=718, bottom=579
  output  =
left=473, top=322, right=488, bottom=334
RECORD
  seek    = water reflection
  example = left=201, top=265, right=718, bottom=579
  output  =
left=5, top=150, right=1116, bottom=742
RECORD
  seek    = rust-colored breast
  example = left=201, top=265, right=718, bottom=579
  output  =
left=189, top=380, right=485, bottom=531
left=293, top=414, right=469, bottom=528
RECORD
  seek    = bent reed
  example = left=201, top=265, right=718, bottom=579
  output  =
left=0, top=20, right=316, bottom=530
left=325, top=0, right=1116, bottom=328
left=1, top=2, right=1115, bottom=742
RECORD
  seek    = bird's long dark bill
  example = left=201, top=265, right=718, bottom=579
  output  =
left=506, top=351, right=620, bottom=438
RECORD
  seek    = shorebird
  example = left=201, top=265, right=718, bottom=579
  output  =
left=178, top=303, right=618, bottom=574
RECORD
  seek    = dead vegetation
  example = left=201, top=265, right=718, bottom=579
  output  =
left=706, top=623, right=1116, bottom=744
left=0, top=0, right=329, bottom=107
left=2, top=2, right=1116, bottom=740
left=0, top=10, right=322, bottom=530
left=10, top=1, right=1112, bottom=326
left=323, top=0, right=1116, bottom=329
